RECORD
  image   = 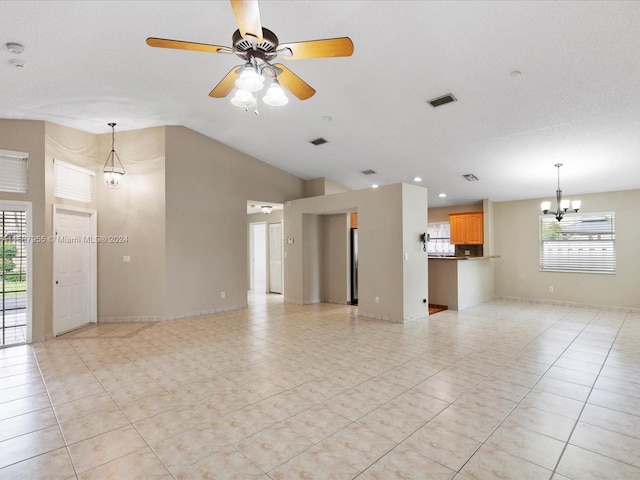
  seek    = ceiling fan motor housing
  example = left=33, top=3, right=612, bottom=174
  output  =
left=233, top=28, right=279, bottom=63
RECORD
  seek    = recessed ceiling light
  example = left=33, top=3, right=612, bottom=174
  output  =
left=9, top=59, right=25, bottom=68
left=361, top=169, right=376, bottom=175
left=462, top=173, right=479, bottom=182
left=371, top=184, right=379, bottom=189
left=414, top=177, right=422, bottom=182
left=323, top=115, right=332, bottom=122
left=510, top=70, right=522, bottom=78
left=439, top=193, right=447, bottom=198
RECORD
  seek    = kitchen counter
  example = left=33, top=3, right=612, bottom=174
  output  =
left=428, top=256, right=497, bottom=310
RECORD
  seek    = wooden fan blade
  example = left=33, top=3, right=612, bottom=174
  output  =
left=274, top=64, right=316, bottom=100
left=278, top=37, right=354, bottom=60
left=146, top=37, right=232, bottom=54
left=230, top=0, right=263, bottom=42
left=209, top=67, right=240, bottom=98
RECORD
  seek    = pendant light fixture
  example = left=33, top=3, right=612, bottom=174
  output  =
left=103, top=122, right=125, bottom=190
left=540, top=163, right=581, bottom=221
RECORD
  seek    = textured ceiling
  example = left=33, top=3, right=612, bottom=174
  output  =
left=2, top=1, right=640, bottom=207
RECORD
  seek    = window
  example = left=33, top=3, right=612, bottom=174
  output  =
left=427, top=222, right=455, bottom=255
left=540, top=212, right=615, bottom=274
left=54, top=160, right=95, bottom=203
left=0, top=149, right=28, bottom=193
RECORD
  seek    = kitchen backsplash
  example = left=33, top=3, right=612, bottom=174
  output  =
left=454, top=244, right=483, bottom=257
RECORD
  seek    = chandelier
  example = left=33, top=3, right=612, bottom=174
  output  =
left=230, top=62, right=288, bottom=111
left=103, top=123, right=125, bottom=190
left=540, top=163, right=581, bottom=221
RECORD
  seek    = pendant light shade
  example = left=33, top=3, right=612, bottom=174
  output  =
left=262, top=80, right=288, bottom=106
left=231, top=89, right=257, bottom=108
left=234, top=65, right=264, bottom=93
left=103, top=122, right=125, bottom=190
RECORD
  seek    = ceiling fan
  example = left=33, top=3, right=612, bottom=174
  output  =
left=146, top=0, right=354, bottom=108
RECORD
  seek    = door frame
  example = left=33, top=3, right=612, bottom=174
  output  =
left=268, top=222, right=283, bottom=294
left=0, top=200, right=32, bottom=344
left=52, top=204, right=97, bottom=336
left=249, top=221, right=267, bottom=292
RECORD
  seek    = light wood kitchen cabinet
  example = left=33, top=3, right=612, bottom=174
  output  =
left=449, top=212, right=483, bottom=244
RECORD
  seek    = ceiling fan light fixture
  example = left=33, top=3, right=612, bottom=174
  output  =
left=231, top=89, right=257, bottom=108
left=235, top=65, right=264, bottom=93
left=262, top=80, right=288, bottom=106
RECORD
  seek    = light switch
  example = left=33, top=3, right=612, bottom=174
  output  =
left=123, top=256, right=131, bottom=263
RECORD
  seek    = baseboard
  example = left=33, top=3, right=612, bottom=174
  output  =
left=98, top=304, right=248, bottom=323
left=494, top=295, right=640, bottom=313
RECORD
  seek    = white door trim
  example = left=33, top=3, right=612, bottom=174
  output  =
left=0, top=200, right=32, bottom=344
left=52, top=204, right=97, bottom=336
left=249, top=222, right=267, bottom=292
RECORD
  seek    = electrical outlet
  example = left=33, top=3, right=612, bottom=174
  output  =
left=221, top=291, right=226, bottom=298
left=548, top=286, right=554, bottom=293
left=375, top=296, right=380, bottom=304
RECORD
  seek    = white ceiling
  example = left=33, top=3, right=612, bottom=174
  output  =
left=2, top=1, right=640, bottom=208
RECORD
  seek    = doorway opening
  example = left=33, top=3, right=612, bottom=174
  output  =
left=250, top=222, right=267, bottom=292
left=350, top=212, right=358, bottom=305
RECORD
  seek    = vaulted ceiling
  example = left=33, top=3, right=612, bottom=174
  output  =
left=2, top=1, right=639, bottom=207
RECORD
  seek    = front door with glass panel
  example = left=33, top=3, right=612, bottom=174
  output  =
left=1, top=207, right=28, bottom=346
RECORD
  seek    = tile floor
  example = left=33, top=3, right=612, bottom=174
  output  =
left=1, top=295, right=640, bottom=479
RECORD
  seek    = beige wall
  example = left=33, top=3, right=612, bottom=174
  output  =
left=428, top=202, right=483, bottom=223
left=0, top=120, right=47, bottom=340
left=97, top=126, right=166, bottom=320
left=494, top=189, right=640, bottom=309
left=323, top=214, right=350, bottom=304
left=304, top=177, right=350, bottom=198
left=402, top=184, right=430, bottom=318
left=164, top=126, right=304, bottom=317
left=284, top=183, right=429, bottom=322
left=302, top=214, right=324, bottom=304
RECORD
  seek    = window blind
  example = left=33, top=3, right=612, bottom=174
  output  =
left=0, top=150, right=28, bottom=193
left=54, top=160, right=95, bottom=203
left=540, top=212, right=615, bottom=274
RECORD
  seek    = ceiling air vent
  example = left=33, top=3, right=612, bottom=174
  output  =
left=428, top=93, right=457, bottom=108
left=360, top=169, right=376, bottom=175
left=310, top=137, right=328, bottom=146
left=463, top=173, right=479, bottom=182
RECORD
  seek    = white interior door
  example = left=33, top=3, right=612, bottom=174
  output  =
left=54, top=206, right=96, bottom=335
left=269, top=223, right=283, bottom=294
left=250, top=222, right=266, bottom=292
